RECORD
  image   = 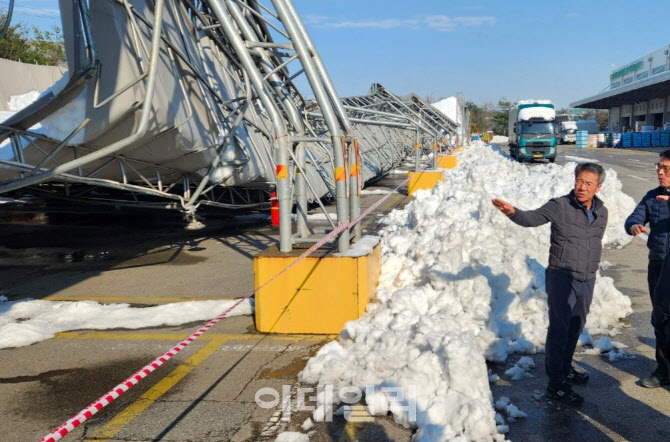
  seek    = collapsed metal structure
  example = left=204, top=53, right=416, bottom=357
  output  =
left=0, top=0, right=459, bottom=252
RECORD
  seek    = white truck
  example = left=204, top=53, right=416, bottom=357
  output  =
left=558, top=121, right=578, bottom=144
left=508, top=100, right=557, bottom=163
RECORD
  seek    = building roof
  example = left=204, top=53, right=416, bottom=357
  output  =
left=570, top=70, right=670, bottom=109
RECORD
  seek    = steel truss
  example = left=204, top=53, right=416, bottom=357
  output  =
left=0, top=1, right=460, bottom=252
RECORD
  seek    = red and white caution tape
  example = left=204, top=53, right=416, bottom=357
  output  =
left=39, top=170, right=415, bottom=442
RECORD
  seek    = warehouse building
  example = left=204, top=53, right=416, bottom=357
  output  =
left=571, top=44, right=670, bottom=132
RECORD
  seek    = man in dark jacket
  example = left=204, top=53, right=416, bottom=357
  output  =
left=653, top=233, right=670, bottom=381
left=492, top=163, right=608, bottom=405
left=624, top=149, right=670, bottom=388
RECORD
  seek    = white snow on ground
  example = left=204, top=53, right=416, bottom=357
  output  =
left=0, top=298, right=253, bottom=349
left=301, top=418, right=314, bottom=431
left=274, top=432, right=309, bottom=442
left=491, top=135, right=508, bottom=144
left=8, top=90, right=41, bottom=111
left=599, top=261, right=615, bottom=271
left=581, top=337, right=633, bottom=362
left=290, top=213, right=339, bottom=222
left=563, top=156, right=600, bottom=163
left=361, top=189, right=394, bottom=195
left=300, top=144, right=635, bottom=441
left=334, top=235, right=380, bottom=257
left=504, top=356, right=536, bottom=380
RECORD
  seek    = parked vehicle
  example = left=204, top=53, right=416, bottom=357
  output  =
left=576, top=119, right=598, bottom=134
left=508, top=100, right=557, bottom=163
left=558, top=121, right=578, bottom=144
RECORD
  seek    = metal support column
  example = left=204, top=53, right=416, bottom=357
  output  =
left=272, top=0, right=351, bottom=251
left=414, top=130, right=420, bottom=172
left=209, top=1, right=293, bottom=252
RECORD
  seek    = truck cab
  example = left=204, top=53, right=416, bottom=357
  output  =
left=559, top=121, right=578, bottom=143
left=508, top=101, right=557, bottom=163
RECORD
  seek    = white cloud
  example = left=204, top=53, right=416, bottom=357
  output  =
left=425, top=15, right=496, bottom=31
left=306, top=14, right=496, bottom=32
left=13, top=6, right=61, bottom=18
left=329, top=18, right=420, bottom=29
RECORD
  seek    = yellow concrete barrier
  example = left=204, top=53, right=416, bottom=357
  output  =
left=407, top=170, right=444, bottom=196
left=254, top=242, right=381, bottom=334
left=437, top=155, right=457, bottom=169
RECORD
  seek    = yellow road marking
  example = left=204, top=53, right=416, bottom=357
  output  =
left=55, top=331, right=260, bottom=341
left=44, top=295, right=221, bottom=303
left=576, top=409, right=628, bottom=440
left=88, top=337, right=228, bottom=441
left=338, top=404, right=373, bottom=442
left=56, top=332, right=334, bottom=439
left=55, top=331, right=333, bottom=341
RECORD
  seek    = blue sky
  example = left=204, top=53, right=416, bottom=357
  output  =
left=5, top=0, right=670, bottom=109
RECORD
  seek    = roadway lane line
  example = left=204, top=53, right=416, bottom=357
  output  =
left=627, top=175, right=651, bottom=182
left=87, top=336, right=229, bottom=441
left=44, top=295, right=221, bottom=303
left=55, top=331, right=332, bottom=341
left=338, top=404, right=373, bottom=442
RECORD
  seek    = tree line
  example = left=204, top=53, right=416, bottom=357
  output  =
left=467, top=99, right=512, bottom=135
left=0, top=14, right=65, bottom=66
left=466, top=99, right=609, bottom=135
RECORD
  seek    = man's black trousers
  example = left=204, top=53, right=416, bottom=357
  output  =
left=649, top=260, right=670, bottom=378
left=545, top=268, right=595, bottom=386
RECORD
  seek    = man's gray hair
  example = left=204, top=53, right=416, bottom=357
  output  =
left=575, top=162, right=606, bottom=184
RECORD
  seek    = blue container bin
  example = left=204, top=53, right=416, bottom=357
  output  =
left=642, top=132, right=652, bottom=147
left=576, top=130, right=589, bottom=148
left=632, top=132, right=642, bottom=148
left=622, top=133, right=632, bottom=148
left=661, top=131, right=670, bottom=147
left=652, top=132, right=661, bottom=147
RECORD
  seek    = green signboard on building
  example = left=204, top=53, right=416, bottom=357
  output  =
left=610, top=61, right=643, bottom=81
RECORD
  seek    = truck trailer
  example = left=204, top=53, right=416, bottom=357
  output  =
left=508, top=100, right=557, bottom=163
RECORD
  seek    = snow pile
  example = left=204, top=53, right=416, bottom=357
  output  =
left=504, top=356, right=536, bottom=381
left=581, top=337, right=633, bottom=361
left=564, top=156, right=599, bottom=163
left=0, top=298, right=253, bottom=349
left=300, top=144, right=635, bottom=441
left=494, top=396, right=526, bottom=428
left=301, top=418, right=314, bottom=431
left=361, top=189, right=394, bottom=195
left=518, top=99, right=552, bottom=105
left=518, top=107, right=555, bottom=122
left=274, top=432, right=309, bottom=442
left=8, top=90, right=40, bottom=112
left=491, top=135, right=508, bottom=144
left=334, top=235, right=380, bottom=257
left=0, top=78, right=86, bottom=161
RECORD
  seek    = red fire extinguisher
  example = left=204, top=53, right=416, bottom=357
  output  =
left=270, top=191, right=279, bottom=227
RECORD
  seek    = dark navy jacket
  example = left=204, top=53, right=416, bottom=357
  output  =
left=509, top=191, right=608, bottom=281
left=624, top=187, right=670, bottom=261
